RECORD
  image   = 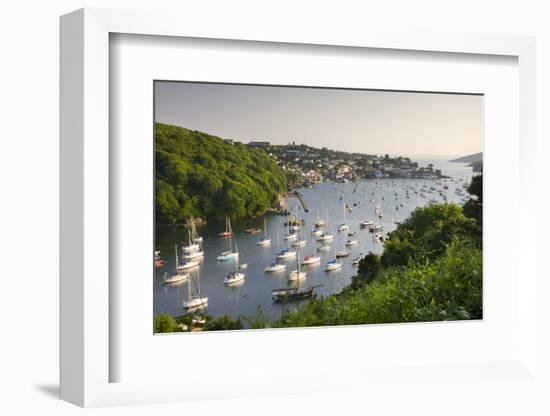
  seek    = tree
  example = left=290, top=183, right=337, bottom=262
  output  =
left=154, top=313, right=180, bottom=333
left=155, top=123, right=288, bottom=223
left=351, top=253, right=382, bottom=288
left=463, top=174, right=482, bottom=230
left=206, top=315, right=243, bottom=331
left=382, top=203, right=479, bottom=267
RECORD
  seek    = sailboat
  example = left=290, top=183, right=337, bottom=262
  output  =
left=273, top=259, right=323, bottom=301
left=183, top=221, right=201, bottom=253
left=288, top=252, right=307, bottom=281
left=224, top=257, right=246, bottom=285
left=175, top=244, right=200, bottom=271
left=182, top=269, right=208, bottom=310
left=276, top=248, right=297, bottom=260
left=337, top=203, right=349, bottom=231
left=265, top=262, right=286, bottom=272
left=325, top=244, right=343, bottom=271
left=292, top=234, right=306, bottom=248
left=352, top=231, right=364, bottom=265
left=311, top=227, right=324, bottom=237
left=314, top=203, right=327, bottom=227
left=218, top=216, right=232, bottom=237
left=283, top=215, right=298, bottom=241
left=316, top=211, right=334, bottom=242
left=301, top=254, right=321, bottom=265
left=360, top=219, right=374, bottom=228
left=163, top=271, right=188, bottom=284
left=191, top=221, right=203, bottom=243
left=182, top=229, right=204, bottom=260
left=257, top=218, right=272, bottom=246
left=217, top=218, right=239, bottom=261
left=163, top=245, right=189, bottom=284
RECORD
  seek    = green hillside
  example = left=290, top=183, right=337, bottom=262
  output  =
left=155, top=123, right=288, bottom=224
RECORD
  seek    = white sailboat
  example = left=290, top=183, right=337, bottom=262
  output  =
left=218, top=216, right=232, bottom=237
left=316, top=211, right=334, bottom=242
left=288, top=252, right=307, bottom=281
left=337, top=203, right=349, bottom=232
left=257, top=218, right=272, bottom=246
left=182, top=269, right=208, bottom=310
left=277, top=248, right=297, bottom=260
left=301, top=254, right=321, bottom=265
left=311, top=227, right=324, bottom=237
left=292, top=237, right=306, bottom=248
left=175, top=244, right=200, bottom=271
left=182, top=230, right=204, bottom=260
left=314, top=203, right=327, bottom=227
left=352, top=229, right=365, bottom=265
left=224, top=257, right=246, bottom=285
left=163, top=245, right=189, bottom=283
left=267, top=232, right=289, bottom=271
left=191, top=221, right=203, bottom=243
left=163, top=271, right=188, bottom=284
left=265, top=262, right=286, bottom=272
left=325, top=244, right=343, bottom=271
left=360, top=219, right=374, bottom=228
left=182, top=223, right=200, bottom=253
left=283, top=212, right=298, bottom=241
left=217, top=218, right=239, bottom=261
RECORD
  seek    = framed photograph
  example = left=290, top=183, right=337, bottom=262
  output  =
left=60, top=8, right=538, bottom=408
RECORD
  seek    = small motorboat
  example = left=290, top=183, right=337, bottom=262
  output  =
left=224, top=271, right=245, bottom=285
left=337, top=223, right=349, bottom=232
left=257, top=236, right=272, bottom=246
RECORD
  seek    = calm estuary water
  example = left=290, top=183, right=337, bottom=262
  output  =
left=154, top=157, right=475, bottom=323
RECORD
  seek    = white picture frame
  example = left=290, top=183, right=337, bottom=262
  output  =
left=60, top=8, right=538, bottom=408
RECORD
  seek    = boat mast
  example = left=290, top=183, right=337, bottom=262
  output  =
left=174, top=244, right=179, bottom=268
left=231, top=219, right=238, bottom=253
left=187, top=266, right=192, bottom=304
left=296, top=252, right=301, bottom=290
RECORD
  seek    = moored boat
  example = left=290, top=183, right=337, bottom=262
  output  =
left=302, top=254, right=321, bottom=265
left=265, top=262, right=286, bottom=272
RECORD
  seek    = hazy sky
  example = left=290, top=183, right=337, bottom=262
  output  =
left=155, top=81, right=483, bottom=158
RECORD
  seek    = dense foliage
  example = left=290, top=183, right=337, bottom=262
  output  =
left=381, top=203, right=479, bottom=267
left=154, top=313, right=181, bottom=333
left=462, top=174, right=482, bottom=230
left=155, top=123, right=288, bottom=223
